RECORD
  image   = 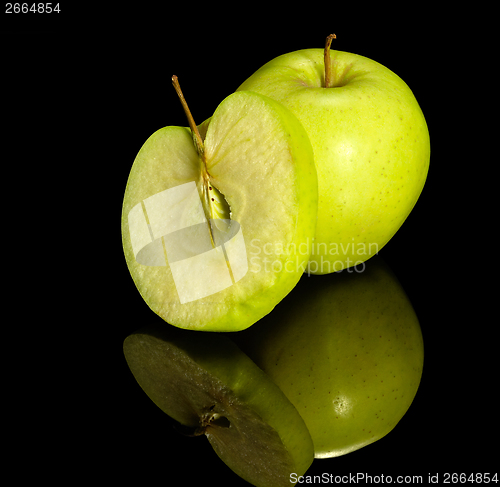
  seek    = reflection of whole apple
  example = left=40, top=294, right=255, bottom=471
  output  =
left=123, top=324, right=314, bottom=486
left=121, top=77, right=317, bottom=331
left=231, top=256, right=424, bottom=458
left=238, top=35, right=430, bottom=273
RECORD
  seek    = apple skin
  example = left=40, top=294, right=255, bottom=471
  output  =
left=238, top=49, right=430, bottom=273
left=230, top=256, right=424, bottom=458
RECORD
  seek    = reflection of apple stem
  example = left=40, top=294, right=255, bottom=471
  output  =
left=324, top=33, right=337, bottom=88
left=173, top=409, right=231, bottom=437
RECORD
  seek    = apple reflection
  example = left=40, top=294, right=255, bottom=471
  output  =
left=230, top=255, right=423, bottom=459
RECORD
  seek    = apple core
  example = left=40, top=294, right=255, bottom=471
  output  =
left=172, top=76, right=232, bottom=247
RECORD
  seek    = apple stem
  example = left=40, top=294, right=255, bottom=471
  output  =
left=324, top=33, right=337, bottom=88
left=172, top=75, right=206, bottom=162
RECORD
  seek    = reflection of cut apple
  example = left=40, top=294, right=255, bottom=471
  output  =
left=232, top=256, right=424, bottom=458
left=121, top=77, right=317, bottom=331
left=123, top=324, right=314, bottom=486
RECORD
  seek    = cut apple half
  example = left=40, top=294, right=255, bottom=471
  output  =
left=122, top=81, right=317, bottom=331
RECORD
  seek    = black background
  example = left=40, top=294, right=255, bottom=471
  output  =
left=3, top=7, right=493, bottom=485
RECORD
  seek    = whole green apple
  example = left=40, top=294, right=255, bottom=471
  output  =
left=238, top=35, right=430, bottom=273
left=231, top=256, right=424, bottom=457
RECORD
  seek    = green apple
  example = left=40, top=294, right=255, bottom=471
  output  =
left=123, top=324, right=314, bottom=486
left=121, top=77, right=317, bottom=331
left=231, top=256, right=424, bottom=457
left=238, top=35, right=430, bottom=273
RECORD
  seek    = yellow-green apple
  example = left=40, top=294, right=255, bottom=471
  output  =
left=122, top=77, right=317, bottom=331
left=238, top=35, right=430, bottom=273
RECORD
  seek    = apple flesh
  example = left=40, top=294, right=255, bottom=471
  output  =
left=123, top=324, right=314, bottom=486
left=238, top=46, right=430, bottom=273
left=231, top=256, right=424, bottom=457
left=122, top=88, right=317, bottom=331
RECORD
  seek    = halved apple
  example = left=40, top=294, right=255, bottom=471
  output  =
left=121, top=80, right=317, bottom=331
